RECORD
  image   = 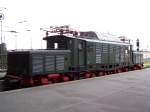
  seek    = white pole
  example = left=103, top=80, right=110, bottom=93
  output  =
left=30, top=36, right=32, bottom=49
left=0, top=20, right=2, bottom=44
left=14, top=35, right=17, bottom=49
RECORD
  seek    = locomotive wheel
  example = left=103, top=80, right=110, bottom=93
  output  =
left=41, top=77, right=49, bottom=85
left=107, top=72, right=110, bottom=75
left=103, top=72, right=107, bottom=76
left=125, top=68, right=128, bottom=72
left=117, top=69, right=122, bottom=73
left=133, top=66, right=137, bottom=70
left=98, top=72, right=103, bottom=76
left=85, top=73, right=91, bottom=78
left=48, top=74, right=61, bottom=83
left=91, top=73, right=96, bottom=77
left=62, top=76, right=70, bottom=82
left=22, top=78, right=35, bottom=87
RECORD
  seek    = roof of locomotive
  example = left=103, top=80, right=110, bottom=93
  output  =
left=8, top=49, right=71, bottom=54
left=43, top=31, right=131, bottom=46
left=43, top=35, right=67, bottom=40
left=78, top=31, right=131, bottom=46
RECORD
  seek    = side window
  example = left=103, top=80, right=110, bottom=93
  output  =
left=46, top=36, right=69, bottom=50
left=125, top=49, right=128, bottom=54
left=54, top=43, right=58, bottom=49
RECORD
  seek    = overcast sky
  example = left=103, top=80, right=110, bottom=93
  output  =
left=1, top=0, right=150, bottom=50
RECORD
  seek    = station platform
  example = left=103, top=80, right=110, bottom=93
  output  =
left=0, top=69, right=150, bottom=112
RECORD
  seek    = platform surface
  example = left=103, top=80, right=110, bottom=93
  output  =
left=0, top=69, right=150, bottom=112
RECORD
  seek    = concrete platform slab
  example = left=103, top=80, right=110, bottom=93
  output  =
left=0, top=69, right=150, bottom=112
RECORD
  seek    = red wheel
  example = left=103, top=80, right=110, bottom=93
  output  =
left=62, top=76, right=70, bottom=82
left=98, top=72, right=103, bottom=76
left=103, top=72, right=107, bottom=75
left=125, top=68, right=128, bottom=72
left=91, top=73, right=96, bottom=77
left=22, top=78, right=34, bottom=87
left=134, top=66, right=136, bottom=70
left=118, top=69, right=122, bottom=73
left=85, top=73, right=91, bottom=78
left=41, top=77, right=49, bottom=85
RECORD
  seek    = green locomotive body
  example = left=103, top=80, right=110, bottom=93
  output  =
left=5, top=30, right=143, bottom=87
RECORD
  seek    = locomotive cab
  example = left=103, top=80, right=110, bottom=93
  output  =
left=43, top=35, right=87, bottom=72
left=43, top=35, right=72, bottom=50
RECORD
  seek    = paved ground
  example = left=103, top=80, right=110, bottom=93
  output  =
left=0, top=69, right=150, bottom=112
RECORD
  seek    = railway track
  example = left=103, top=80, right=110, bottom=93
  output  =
left=0, top=72, right=19, bottom=92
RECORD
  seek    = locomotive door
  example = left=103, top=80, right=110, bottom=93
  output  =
left=77, top=40, right=86, bottom=67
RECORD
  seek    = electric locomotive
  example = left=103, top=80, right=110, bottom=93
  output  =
left=4, top=26, right=143, bottom=87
